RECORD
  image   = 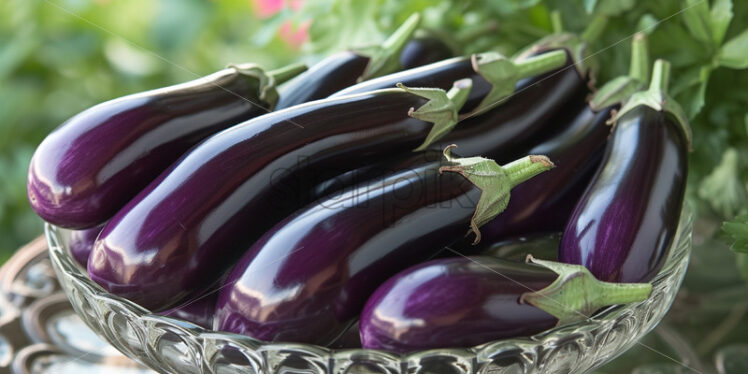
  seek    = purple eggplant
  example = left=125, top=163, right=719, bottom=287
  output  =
left=479, top=232, right=562, bottom=262
left=360, top=256, right=557, bottom=352
left=453, top=105, right=613, bottom=252
left=27, top=63, right=306, bottom=229
left=69, top=224, right=105, bottom=267
left=214, top=152, right=553, bottom=344
left=158, top=292, right=218, bottom=329
left=559, top=60, right=689, bottom=283
left=399, top=37, right=454, bottom=70
left=275, top=14, right=423, bottom=109
left=88, top=82, right=472, bottom=311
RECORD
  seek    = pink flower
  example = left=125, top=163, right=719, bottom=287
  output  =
left=253, top=0, right=310, bottom=49
left=278, top=19, right=310, bottom=49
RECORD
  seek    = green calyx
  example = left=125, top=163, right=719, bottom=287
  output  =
left=355, top=13, right=422, bottom=82
left=439, top=145, right=554, bottom=244
left=610, top=59, right=693, bottom=148
left=520, top=256, right=653, bottom=325
left=468, top=49, right=568, bottom=117
left=398, top=79, right=473, bottom=151
left=590, top=33, right=649, bottom=111
left=228, top=62, right=308, bottom=108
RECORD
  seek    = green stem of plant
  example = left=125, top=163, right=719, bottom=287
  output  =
left=649, top=59, right=671, bottom=94
left=503, top=155, right=555, bottom=189
left=514, top=49, right=568, bottom=79
left=629, top=33, right=650, bottom=83
left=267, top=62, right=308, bottom=85
left=581, top=14, right=608, bottom=43
left=550, top=10, right=563, bottom=34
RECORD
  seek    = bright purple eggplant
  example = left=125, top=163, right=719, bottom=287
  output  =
left=275, top=14, right=423, bottom=109
left=559, top=60, right=690, bottom=283
left=27, top=63, right=306, bottom=229
left=360, top=256, right=557, bottom=352
left=360, top=254, right=652, bottom=352
left=88, top=82, right=473, bottom=311
left=214, top=152, right=553, bottom=344
left=69, top=224, right=105, bottom=267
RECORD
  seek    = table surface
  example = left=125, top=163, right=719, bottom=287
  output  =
left=0, top=236, right=155, bottom=374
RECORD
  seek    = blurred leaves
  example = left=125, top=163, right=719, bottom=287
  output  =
left=698, top=148, right=747, bottom=218
left=717, top=29, right=748, bottom=69
left=722, top=213, right=748, bottom=253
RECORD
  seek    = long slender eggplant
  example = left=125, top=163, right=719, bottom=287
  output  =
left=399, top=36, right=454, bottom=70
left=331, top=48, right=571, bottom=115
left=88, top=82, right=473, bottom=311
left=453, top=105, right=614, bottom=252
left=559, top=60, right=690, bottom=283
left=69, top=224, right=105, bottom=267
left=360, top=255, right=652, bottom=352
left=275, top=14, right=423, bottom=109
left=360, top=256, right=557, bottom=352
left=27, top=63, right=306, bottom=229
left=214, top=151, right=553, bottom=344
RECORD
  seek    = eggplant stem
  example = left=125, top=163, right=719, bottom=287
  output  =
left=514, top=49, right=568, bottom=80
left=649, top=59, right=671, bottom=94
left=629, top=33, right=650, bottom=83
left=550, top=11, right=564, bottom=34
left=358, top=13, right=422, bottom=81
left=503, top=155, right=555, bottom=189
left=267, top=63, right=308, bottom=85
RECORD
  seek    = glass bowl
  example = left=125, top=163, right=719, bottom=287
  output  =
left=46, top=207, right=693, bottom=374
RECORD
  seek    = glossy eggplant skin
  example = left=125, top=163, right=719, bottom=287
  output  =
left=27, top=68, right=273, bottom=229
left=158, top=292, right=218, bottom=329
left=399, top=37, right=454, bottom=70
left=330, top=56, right=491, bottom=114
left=69, top=224, right=105, bottom=267
left=360, top=256, right=557, bottom=352
left=88, top=91, right=439, bottom=311
left=214, top=157, right=480, bottom=344
left=455, top=106, right=613, bottom=253
left=276, top=52, right=370, bottom=109
left=559, top=106, right=688, bottom=283
left=437, top=57, right=589, bottom=162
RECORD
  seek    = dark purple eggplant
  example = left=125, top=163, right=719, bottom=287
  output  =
left=399, top=36, right=454, bottom=70
left=360, top=256, right=557, bottom=352
left=88, top=82, right=472, bottom=311
left=331, top=48, right=570, bottom=115
left=158, top=292, right=218, bottom=329
left=213, top=152, right=553, bottom=344
left=275, top=14, right=423, bottom=109
left=479, top=232, right=561, bottom=262
left=360, top=253, right=654, bottom=352
left=69, top=224, right=105, bottom=267
left=27, top=63, right=306, bottom=229
left=559, top=60, right=689, bottom=283
left=453, top=105, right=614, bottom=252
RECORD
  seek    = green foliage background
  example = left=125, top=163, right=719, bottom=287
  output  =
left=1, top=0, right=747, bottom=372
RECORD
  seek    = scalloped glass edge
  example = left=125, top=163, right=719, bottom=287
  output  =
left=45, top=205, right=693, bottom=374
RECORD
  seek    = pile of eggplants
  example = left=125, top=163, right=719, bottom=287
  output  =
left=27, top=22, right=692, bottom=353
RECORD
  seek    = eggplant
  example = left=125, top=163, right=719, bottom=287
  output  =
left=27, top=63, right=306, bottom=229
left=559, top=60, right=689, bottom=283
left=158, top=292, right=218, bottom=329
left=214, top=152, right=553, bottom=344
left=361, top=253, right=654, bottom=352
left=331, top=49, right=570, bottom=115
left=88, top=82, right=472, bottom=311
left=275, top=14, right=424, bottom=109
left=359, top=256, right=557, bottom=352
left=454, top=105, right=613, bottom=251
left=479, top=232, right=561, bottom=262
left=69, top=224, right=105, bottom=267
left=399, top=37, right=454, bottom=70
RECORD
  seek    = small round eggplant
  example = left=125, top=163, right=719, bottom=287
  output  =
left=213, top=153, right=553, bottom=344
left=360, top=256, right=557, bottom=352
left=399, top=37, right=454, bottom=70
left=69, top=224, right=105, bottom=267
left=27, top=63, right=305, bottom=229
left=559, top=105, right=688, bottom=283
left=88, top=83, right=471, bottom=311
